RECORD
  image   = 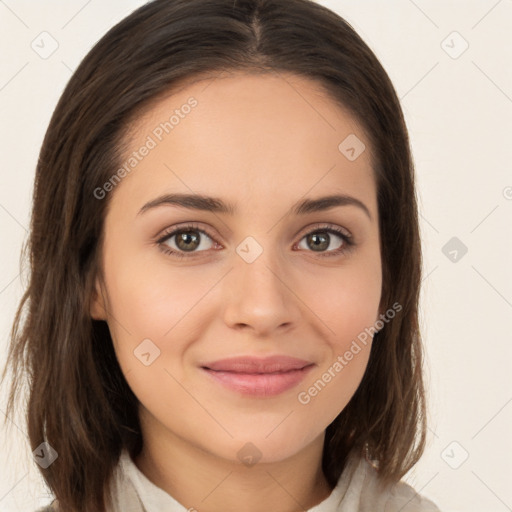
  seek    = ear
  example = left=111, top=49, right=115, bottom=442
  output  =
left=89, top=276, right=107, bottom=321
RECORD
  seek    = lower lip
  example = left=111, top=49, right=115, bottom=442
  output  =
left=201, top=365, right=314, bottom=397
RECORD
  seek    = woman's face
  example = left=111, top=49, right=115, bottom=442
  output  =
left=91, top=71, right=382, bottom=464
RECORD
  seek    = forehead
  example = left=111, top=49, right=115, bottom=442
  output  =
left=116, top=71, right=377, bottom=219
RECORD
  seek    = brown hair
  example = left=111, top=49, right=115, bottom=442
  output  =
left=1, top=0, right=428, bottom=510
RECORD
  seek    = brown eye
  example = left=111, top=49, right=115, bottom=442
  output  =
left=296, top=226, right=354, bottom=257
left=158, top=225, right=216, bottom=258
left=173, top=230, right=201, bottom=252
left=304, top=232, right=332, bottom=252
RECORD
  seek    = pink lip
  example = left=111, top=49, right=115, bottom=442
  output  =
left=200, top=356, right=315, bottom=397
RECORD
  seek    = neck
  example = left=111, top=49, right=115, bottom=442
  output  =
left=133, top=416, right=334, bottom=512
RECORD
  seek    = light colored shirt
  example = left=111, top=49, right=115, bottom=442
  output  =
left=103, top=448, right=442, bottom=512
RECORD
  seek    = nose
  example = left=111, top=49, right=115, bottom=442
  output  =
left=222, top=248, right=301, bottom=337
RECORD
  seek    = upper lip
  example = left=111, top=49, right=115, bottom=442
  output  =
left=201, top=356, right=314, bottom=374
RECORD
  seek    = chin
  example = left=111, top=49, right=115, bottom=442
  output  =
left=214, top=428, right=322, bottom=467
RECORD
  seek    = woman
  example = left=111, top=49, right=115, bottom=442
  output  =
left=1, top=0, right=441, bottom=510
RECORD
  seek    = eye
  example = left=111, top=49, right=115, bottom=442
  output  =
left=156, top=222, right=355, bottom=259
left=156, top=223, right=217, bottom=259
left=295, top=224, right=354, bottom=257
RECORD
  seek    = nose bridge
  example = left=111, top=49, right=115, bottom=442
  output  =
left=222, top=237, right=298, bottom=334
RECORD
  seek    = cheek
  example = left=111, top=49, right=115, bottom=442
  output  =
left=295, top=257, right=381, bottom=412
left=105, top=245, right=212, bottom=335
left=102, top=241, right=224, bottom=381
left=295, top=343, right=371, bottom=434
left=103, top=263, right=209, bottom=412
left=301, top=257, right=382, bottom=341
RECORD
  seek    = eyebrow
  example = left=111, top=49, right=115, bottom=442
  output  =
left=138, top=193, right=372, bottom=220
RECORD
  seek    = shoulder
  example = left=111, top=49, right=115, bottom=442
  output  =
left=342, top=453, right=441, bottom=512
left=382, top=479, right=441, bottom=512
left=362, top=464, right=441, bottom=511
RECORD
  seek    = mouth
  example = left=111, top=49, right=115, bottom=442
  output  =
left=200, top=356, right=315, bottom=397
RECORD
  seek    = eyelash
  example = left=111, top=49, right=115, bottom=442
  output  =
left=155, top=222, right=355, bottom=260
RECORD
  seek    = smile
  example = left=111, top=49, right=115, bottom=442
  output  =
left=200, top=356, right=315, bottom=397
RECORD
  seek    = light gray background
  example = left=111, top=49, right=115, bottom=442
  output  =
left=1, top=1, right=511, bottom=511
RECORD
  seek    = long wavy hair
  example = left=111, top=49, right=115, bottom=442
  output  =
left=1, top=0, right=428, bottom=510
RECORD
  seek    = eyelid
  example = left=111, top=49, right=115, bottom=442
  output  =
left=154, top=222, right=219, bottom=259
left=296, top=222, right=352, bottom=239
left=155, top=222, right=219, bottom=245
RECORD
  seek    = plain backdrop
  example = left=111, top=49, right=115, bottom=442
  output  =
left=0, top=1, right=511, bottom=511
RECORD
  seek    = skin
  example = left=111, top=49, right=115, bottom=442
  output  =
left=90, top=71, right=383, bottom=512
